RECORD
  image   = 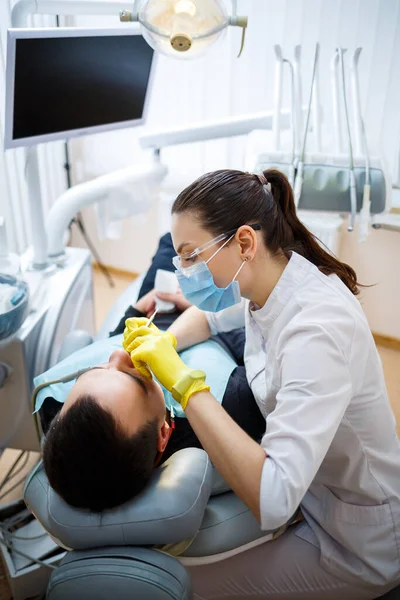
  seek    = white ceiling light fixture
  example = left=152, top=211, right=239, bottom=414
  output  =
left=120, top=0, right=248, bottom=59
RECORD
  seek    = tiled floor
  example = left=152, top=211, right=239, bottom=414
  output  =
left=0, top=269, right=399, bottom=599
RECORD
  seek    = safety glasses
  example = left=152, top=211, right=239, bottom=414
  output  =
left=172, top=224, right=261, bottom=271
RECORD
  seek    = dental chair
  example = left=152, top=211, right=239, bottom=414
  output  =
left=24, top=445, right=275, bottom=600
left=22, top=277, right=273, bottom=599
left=22, top=278, right=400, bottom=600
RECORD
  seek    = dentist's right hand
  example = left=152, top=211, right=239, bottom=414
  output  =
left=129, top=333, right=210, bottom=411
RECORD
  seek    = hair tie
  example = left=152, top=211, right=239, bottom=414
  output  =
left=255, top=172, right=267, bottom=185
left=254, top=172, right=272, bottom=193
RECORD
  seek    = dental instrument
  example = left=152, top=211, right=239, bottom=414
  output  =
left=337, top=47, right=357, bottom=232
left=351, top=48, right=371, bottom=242
left=293, top=43, right=320, bottom=208
left=255, top=43, right=388, bottom=248
left=249, top=44, right=386, bottom=223
left=272, top=45, right=284, bottom=153
left=283, top=56, right=297, bottom=187
left=250, top=45, right=298, bottom=187
left=146, top=309, right=159, bottom=327
left=312, top=47, right=322, bottom=153
left=330, top=49, right=344, bottom=154
left=351, top=48, right=363, bottom=157
left=169, top=405, right=175, bottom=429
left=293, top=45, right=303, bottom=155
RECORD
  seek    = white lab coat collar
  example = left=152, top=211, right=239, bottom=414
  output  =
left=249, top=251, right=313, bottom=331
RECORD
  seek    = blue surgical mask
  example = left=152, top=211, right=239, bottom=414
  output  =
left=175, top=236, right=246, bottom=312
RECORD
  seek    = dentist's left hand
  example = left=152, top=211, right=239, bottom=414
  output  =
left=123, top=317, right=175, bottom=355
left=128, top=333, right=209, bottom=410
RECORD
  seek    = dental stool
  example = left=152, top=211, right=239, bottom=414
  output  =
left=24, top=447, right=270, bottom=599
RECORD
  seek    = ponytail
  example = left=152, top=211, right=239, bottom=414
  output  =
left=264, top=169, right=360, bottom=295
left=172, top=168, right=361, bottom=296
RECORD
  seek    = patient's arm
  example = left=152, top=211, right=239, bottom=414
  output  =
left=156, top=290, right=192, bottom=313
left=168, top=306, right=211, bottom=352
left=134, top=290, right=157, bottom=317
left=169, top=300, right=247, bottom=352
left=135, top=289, right=191, bottom=318
left=109, top=288, right=191, bottom=336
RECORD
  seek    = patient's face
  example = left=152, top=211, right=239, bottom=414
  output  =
left=62, top=349, right=166, bottom=435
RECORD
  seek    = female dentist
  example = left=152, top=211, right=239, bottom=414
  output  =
left=124, top=169, right=400, bottom=599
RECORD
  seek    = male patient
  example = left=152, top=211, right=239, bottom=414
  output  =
left=41, top=234, right=265, bottom=513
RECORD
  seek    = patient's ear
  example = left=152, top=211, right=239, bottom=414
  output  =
left=157, top=421, right=170, bottom=453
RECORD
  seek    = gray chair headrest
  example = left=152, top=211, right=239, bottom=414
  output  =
left=24, top=448, right=212, bottom=550
left=46, top=547, right=192, bottom=600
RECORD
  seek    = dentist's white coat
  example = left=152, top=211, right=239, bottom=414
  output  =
left=206, top=251, right=400, bottom=588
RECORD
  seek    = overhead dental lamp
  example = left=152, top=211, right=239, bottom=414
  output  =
left=120, top=0, right=248, bottom=58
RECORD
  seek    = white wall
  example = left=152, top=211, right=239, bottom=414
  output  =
left=339, top=226, right=400, bottom=339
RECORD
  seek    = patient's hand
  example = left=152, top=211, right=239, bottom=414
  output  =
left=156, top=289, right=192, bottom=313
left=134, top=290, right=157, bottom=318
left=134, top=288, right=192, bottom=318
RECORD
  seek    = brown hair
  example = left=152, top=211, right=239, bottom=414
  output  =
left=172, top=168, right=360, bottom=295
left=43, top=395, right=158, bottom=511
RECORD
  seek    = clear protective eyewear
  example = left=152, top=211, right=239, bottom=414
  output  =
left=172, top=224, right=261, bottom=272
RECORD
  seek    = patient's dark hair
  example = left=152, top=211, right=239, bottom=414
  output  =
left=172, top=169, right=361, bottom=295
left=43, top=395, right=159, bottom=512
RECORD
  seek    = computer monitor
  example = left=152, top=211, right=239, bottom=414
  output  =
left=4, top=27, right=156, bottom=149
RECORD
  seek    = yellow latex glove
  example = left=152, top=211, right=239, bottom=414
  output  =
left=123, top=317, right=163, bottom=347
left=123, top=317, right=176, bottom=354
left=128, top=334, right=210, bottom=411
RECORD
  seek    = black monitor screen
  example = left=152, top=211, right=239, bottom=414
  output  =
left=12, top=34, right=154, bottom=141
